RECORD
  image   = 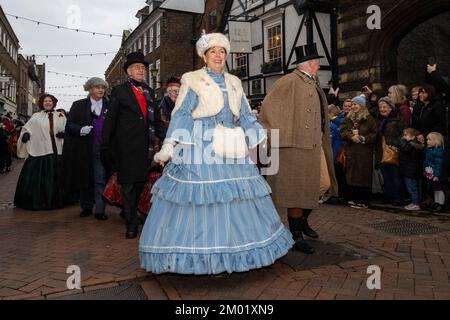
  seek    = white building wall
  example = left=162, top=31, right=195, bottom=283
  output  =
left=225, top=1, right=333, bottom=97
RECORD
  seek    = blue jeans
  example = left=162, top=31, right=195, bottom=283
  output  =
left=404, top=177, right=420, bottom=204
left=380, top=164, right=403, bottom=204
left=80, top=147, right=106, bottom=215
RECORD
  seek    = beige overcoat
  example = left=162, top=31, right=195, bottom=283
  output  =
left=259, top=69, right=338, bottom=209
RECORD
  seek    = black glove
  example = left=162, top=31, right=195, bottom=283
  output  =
left=21, top=132, right=30, bottom=143
left=55, top=131, right=65, bottom=139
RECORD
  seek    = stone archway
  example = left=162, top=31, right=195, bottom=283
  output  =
left=367, top=0, right=450, bottom=90
left=397, top=12, right=450, bottom=88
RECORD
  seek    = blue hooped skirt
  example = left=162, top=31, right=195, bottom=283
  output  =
left=139, top=159, right=294, bottom=275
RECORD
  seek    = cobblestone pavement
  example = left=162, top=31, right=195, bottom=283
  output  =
left=1, top=159, right=449, bottom=300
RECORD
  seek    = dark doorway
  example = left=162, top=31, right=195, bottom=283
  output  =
left=397, top=12, right=450, bottom=88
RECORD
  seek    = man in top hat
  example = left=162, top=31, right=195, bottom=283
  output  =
left=62, top=77, right=110, bottom=220
left=101, top=52, right=165, bottom=239
left=259, top=43, right=338, bottom=254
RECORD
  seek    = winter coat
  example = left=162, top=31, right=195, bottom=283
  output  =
left=62, top=97, right=109, bottom=194
left=259, top=69, right=338, bottom=208
left=101, top=82, right=165, bottom=185
left=330, top=112, right=345, bottom=162
left=423, top=146, right=447, bottom=181
left=396, top=99, right=412, bottom=126
left=412, top=99, right=446, bottom=136
left=340, top=108, right=377, bottom=187
left=398, top=138, right=424, bottom=179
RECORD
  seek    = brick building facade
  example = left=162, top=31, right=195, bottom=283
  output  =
left=17, top=55, right=28, bottom=117
left=0, top=5, right=19, bottom=116
left=105, top=1, right=197, bottom=100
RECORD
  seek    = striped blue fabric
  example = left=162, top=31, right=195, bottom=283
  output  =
left=139, top=69, right=293, bottom=275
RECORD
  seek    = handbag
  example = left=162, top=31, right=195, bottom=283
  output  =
left=380, top=136, right=399, bottom=165
left=336, top=148, right=346, bottom=167
left=212, top=113, right=248, bottom=159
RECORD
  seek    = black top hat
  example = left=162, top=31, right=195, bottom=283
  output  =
left=292, top=43, right=324, bottom=65
left=123, top=51, right=149, bottom=71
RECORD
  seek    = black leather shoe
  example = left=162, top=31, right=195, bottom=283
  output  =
left=126, top=230, right=138, bottom=239
left=95, top=214, right=108, bottom=221
left=293, top=236, right=315, bottom=254
left=300, top=217, right=319, bottom=239
left=80, top=209, right=93, bottom=217
left=288, top=216, right=315, bottom=254
left=430, top=203, right=446, bottom=213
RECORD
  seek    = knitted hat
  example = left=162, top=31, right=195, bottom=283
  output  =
left=351, top=95, right=366, bottom=107
left=378, top=96, right=395, bottom=109
left=196, top=31, right=230, bottom=58
left=84, top=77, right=109, bottom=91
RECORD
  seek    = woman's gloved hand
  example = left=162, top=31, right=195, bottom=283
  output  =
left=153, top=142, right=174, bottom=163
left=55, top=132, right=65, bottom=139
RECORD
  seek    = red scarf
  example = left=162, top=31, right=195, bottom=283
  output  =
left=131, top=85, right=148, bottom=121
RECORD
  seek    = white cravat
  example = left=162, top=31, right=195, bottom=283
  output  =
left=90, top=97, right=103, bottom=116
left=300, top=70, right=315, bottom=81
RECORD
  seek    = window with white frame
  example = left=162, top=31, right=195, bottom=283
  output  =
left=144, top=31, right=148, bottom=54
left=156, top=59, right=160, bottom=88
left=12, top=80, right=16, bottom=102
left=149, top=26, right=154, bottom=53
left=156, top=20, right=161, bottom=48
left=148, top=63, right=153, bottom=88
left=235, top=53, right=247, bottom=76
left=251, top=79, right=262, bottom=95
left=266, top=23, right=282, bottom=64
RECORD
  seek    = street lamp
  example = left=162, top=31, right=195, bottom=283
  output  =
left=150, top=67, right=158, bottom=89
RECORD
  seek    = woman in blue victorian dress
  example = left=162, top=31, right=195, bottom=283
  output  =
left=139, top=32, right=293, bottom=275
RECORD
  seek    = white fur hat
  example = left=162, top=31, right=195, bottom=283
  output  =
left=196, top=31, right=231, bottom=58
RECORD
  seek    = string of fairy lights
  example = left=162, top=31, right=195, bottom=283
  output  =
left=46, top=85, right=83, bottom=89
left=31, top=52, right=116, bottom=59
left=5, top=11, right=128, bottom=109
left=5, top=13, right=122, bottom=37
left=47, top=71, right=90, bottom=79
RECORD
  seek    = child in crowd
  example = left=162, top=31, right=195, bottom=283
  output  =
left=398, top=128, right=424, bottom=210
left=424, top=132, right=447, bottom=212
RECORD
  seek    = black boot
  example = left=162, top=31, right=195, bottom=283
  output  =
left=299, top=216, right=319, bottom=239
left=288, top=216, right=315, bottom=254
left=80, top=209, right=93, bottom=217
left=126, top=224, right=138, bottom=239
